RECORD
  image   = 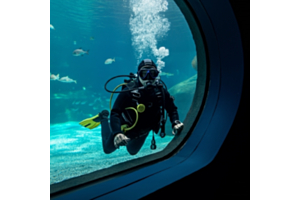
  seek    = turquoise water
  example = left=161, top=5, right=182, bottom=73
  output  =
left=50, top=122, right=173, bottom=184
left=50, top=0, right=197, bottom=184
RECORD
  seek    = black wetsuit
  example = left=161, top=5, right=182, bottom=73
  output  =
left=101, top=80, right=180, bottom=155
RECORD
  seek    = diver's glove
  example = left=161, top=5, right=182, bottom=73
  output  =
left=172, top=120, right=184, bottom=135
left=114, top=133, right=130, bottom=148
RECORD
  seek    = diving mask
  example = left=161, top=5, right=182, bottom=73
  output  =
left=138, top=67, right=159, bottom=80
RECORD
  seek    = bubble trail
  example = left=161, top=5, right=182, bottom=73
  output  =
left=129, top=0, right=170, bottom=71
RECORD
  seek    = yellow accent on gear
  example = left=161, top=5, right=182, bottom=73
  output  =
left=137, top=104, right=145, bottom=113
left=79, top=81, right=145, bottom=132
left=109, top=83, right=147, bottom=133
left=110, top=83, right=127, bottom=111
left=121, top=124, right=129, bottom=132
left=121, top=107, right=139, bottom=133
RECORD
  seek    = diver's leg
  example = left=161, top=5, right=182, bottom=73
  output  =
left=100, top=111, right=117, bottom=154
left=126, top=133, right=149, bottom=155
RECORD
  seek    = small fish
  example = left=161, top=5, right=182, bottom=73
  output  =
left=74, top=41, right=77, bottom=45
left=50, top=73, right=59, bottom=81
left=90, top=37, right=94, bottom=40
left=50, top=24, right=55, bottom=30
left=104, top=58, right=115, bottom=64
left=59, top=76, right=77, bottom=84
left=159, top=71, right=174, bottom=77
left=73, top=48, right=89, bottom=56
left=191, top=55, right=197, bottom=71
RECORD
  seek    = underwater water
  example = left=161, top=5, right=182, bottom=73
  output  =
left=50, top=0, right=197, bottom=184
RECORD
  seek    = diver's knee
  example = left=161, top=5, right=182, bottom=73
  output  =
left=103, top=147, right=115, bottom=154
left=127, top=146, right=139, bottom=155
left=103, top=150, right=113, bottom=154
left=128, top=151, right=138, bottom=156
left=103, top=149, right=110, bottom=154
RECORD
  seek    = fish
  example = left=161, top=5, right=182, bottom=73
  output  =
left=90, top=37, right=94, bottom=40
left=104, top=58, right=115, bottom=64
left=52, top=93, right=68, bottom=99
left=59, top=76, right=77, bottom=84
left=50, top=73, right=59, bottom=81
left=50, top=24, right=55, bottom=30
left=159, top=71, right=174, bottom=77
left=74, top=41, right=77, bottom=45
left=73, top=48, right=89, bottom=56
left=191, top=55, right=197, bottom=71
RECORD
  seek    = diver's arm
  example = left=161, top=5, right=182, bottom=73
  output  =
left=164, top=89, right=184, bottom=135
left=164, top=89, right=180, bottom=123
left=110, top=91, right=132, bottom=148
left=110, top=91, right=130, bottom=136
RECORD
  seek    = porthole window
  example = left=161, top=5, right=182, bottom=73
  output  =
left=50, top=0, right=206, bottom=193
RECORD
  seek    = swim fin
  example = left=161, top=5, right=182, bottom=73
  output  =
left=79, top=110, right=109, bottom=130
left=79, top=114, right=102, bottom=129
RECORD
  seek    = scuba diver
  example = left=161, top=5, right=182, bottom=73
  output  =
left=79, top=59, right=184, bottom=155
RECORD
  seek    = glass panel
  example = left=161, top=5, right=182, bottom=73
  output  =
left=50, top=0, right=199, bottom=185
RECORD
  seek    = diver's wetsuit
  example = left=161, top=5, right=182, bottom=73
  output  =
left=101, top=80, right=180, bottom=155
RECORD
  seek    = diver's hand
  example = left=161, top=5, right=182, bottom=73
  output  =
left=172, top=120, right=184, bottom=135
left=114, top=133, right=130, bottom=148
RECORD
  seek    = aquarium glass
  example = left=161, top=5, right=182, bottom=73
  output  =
left=50, top=0, right=201, bottom=185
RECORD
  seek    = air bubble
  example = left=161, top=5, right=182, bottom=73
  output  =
left=129, top=0, right=170, bottom=71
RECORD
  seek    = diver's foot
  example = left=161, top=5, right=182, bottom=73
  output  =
left=99, top=110, right=109, bottom=120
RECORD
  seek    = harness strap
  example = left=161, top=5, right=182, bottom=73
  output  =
left=160, top=86, right=166, bottom=138
left=151, top=132, right=156, bottom=150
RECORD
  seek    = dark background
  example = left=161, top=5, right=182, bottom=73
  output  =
left=142, top=0, right=250, bottom=199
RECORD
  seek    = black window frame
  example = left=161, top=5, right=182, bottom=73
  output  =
left=50, top=0, right=244, bottom=198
